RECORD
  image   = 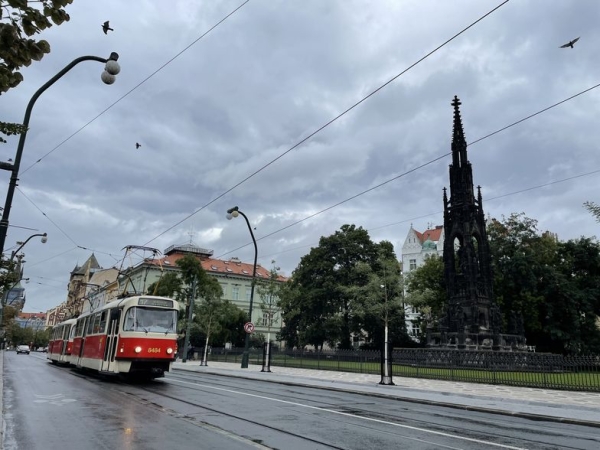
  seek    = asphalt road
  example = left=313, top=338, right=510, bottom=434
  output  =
left=3, top=352, right=600, bottom=449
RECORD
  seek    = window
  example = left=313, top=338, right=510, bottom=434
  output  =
left=409, top=259, right=417, bottom=270
left=246, top=288, right=251, bottom=301
left=232, top=286, right=240, bottom=300
left=262, top=312, right=273, bottom=327
left=123, top=307, right=177, bottom=333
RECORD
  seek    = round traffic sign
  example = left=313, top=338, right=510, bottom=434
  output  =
left=244, top=322, right=255, bottom=334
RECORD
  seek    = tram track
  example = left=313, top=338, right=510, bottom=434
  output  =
left=163, top=370, right=596, bottom=450
left=46, top=360, right=600, bottom=450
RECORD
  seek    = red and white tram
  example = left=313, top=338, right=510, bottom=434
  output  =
left=48, top=295, right=179, bottom=379
left=47, top=318, right=77, bottom=364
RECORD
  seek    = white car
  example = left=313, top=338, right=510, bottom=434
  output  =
left=16, top=345, right=30, bottom=355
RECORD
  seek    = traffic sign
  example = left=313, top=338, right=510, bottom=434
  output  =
left=244, top=322, right=255, bottom=334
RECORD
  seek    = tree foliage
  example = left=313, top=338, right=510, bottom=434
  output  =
left=584, top=201, right=600, bottom=223
left=0, top=0, right=73, bottom=94
left=279, top=224, right=403, bottom=350
left=405, top=212, right=600, bottom=354
left=1, top=0, right=75, bottom=142
left=255, top=262, right=283, bottom=342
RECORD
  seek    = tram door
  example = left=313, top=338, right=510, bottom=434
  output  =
left=61, top=325, right=69, bottom=356
left=75, top=317, right=89, bottom=368
left=101, top=308, right=121, bottom=372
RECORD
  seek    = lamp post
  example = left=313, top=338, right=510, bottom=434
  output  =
left=9, top=232, right=48, bottom=263
left=0, top=52, right=120, bottom=258
left=379, top=265, right=394, bottom=386
left=2, top=231, right=47, bottom=342
left=226, top=206, right=257, bottom=369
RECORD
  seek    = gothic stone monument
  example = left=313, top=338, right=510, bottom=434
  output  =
left=427, top=96, right=525, bottom=351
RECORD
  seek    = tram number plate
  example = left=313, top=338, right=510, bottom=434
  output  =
left=147, top=348, right=161, bottom=353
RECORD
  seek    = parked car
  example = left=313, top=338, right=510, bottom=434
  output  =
left=16, top=345, right=30, bottom=355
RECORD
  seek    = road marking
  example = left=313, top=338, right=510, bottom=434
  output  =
left=167, top=378, right=527, bottom=450
left=33, top=393, right=77, bottom=406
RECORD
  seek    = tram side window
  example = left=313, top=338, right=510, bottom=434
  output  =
left=98, top=311, right=107, bottom=334
left=62, top=326, right=69, bottom=340
left=86, top=315, right=95, bottom=335
left=75, top=319, right=85, bottom=337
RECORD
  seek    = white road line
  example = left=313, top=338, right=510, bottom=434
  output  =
left=166, top=378, right=527, bottom=450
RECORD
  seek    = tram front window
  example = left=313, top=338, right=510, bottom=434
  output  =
left=123, top=307, right=177, bottom=333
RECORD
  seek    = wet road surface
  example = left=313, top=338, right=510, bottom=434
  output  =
left=3, top=352, right=600, bottom=449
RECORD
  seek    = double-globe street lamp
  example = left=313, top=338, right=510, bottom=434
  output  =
left=0, top=52, right=121, bottom=258
left=226, top=206, right=257, bottom=369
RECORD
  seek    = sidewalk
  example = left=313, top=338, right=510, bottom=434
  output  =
left=172, top=360, right=600, bottom=428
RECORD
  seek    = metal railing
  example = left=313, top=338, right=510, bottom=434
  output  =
left=207, top=347, right=600, bottom=392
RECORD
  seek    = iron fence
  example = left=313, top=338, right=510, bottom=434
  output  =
left=208, top=347, right=600, bottom=392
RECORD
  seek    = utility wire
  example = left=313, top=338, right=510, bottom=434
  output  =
left=242, top=168, right=600, bottom=262
left=216, top=75, right=600, bottom=258
left=16, top=187, right=79, bottom=246
left=143, top=0, right=511, bottom=246
left=19, top=0, right=250, bottom=176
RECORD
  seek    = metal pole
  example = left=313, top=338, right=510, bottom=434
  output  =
left=236, top=210, right=257, bottom=369
left=0, top=54, right=118, bottom=257
left=380, top=266, right=394, bottom=385
left=182, top=277, right=197, bottom=363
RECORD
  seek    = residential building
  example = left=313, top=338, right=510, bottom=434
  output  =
left=401, top=224, right=444, bottom=340
left=117, top=243, right=286, bottom=340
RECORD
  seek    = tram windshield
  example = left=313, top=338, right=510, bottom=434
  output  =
left=123, top=307, right=177, bottom=333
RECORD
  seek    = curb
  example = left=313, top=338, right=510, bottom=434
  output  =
left=171, top=366, right=600, bottom=429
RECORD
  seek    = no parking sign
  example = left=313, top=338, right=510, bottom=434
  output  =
left=244, top=322, right=255, bottom=334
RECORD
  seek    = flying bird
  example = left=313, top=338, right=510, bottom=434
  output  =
left=135, top=143, right=141, bottom=149
left=560, top=37, right=580, bottom=49
left=102, top=21, right=114, bottom=34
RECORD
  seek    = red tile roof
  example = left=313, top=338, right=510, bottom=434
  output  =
left=415, top=226, right=443, bottom=243
left=146, top=253, right=287, bottom=281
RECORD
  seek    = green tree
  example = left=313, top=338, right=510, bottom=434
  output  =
left=487, top=213, right=557, bottom=338
left=195, top=276, right=224, bottom=363
left=255, top=262, right=283, bottom=349
left=279, top=224, right=382, bottom=350
left=584, top=201, right=600, bottom=223
left=210, top=301, right=246, bottom=347
left=146, top=272, right=182, bottom=298
left=404, top=254, right=446, bottom=333
left=1, top=0, right=75, bottom=142
left=347, top=253, right=409, bottom=349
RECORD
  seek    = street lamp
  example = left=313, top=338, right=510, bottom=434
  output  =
left=379, top=265, right=394, bottom=386
left=9, top=232, right=48, bottom=263
left=0, top=52, right=121, bottom=258
left=226, top=206, right=257, bottom=369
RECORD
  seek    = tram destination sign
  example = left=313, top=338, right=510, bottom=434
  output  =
left=138, top=298, right=173, bottom=308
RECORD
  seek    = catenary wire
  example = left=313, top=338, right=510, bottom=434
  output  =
left=142, top=0, right=511, bottom=246
left=14, top=1, right=508, bottom=263
left=19, top=0, right=251, bottom=176
left=215, top=74, right=600, bottom=258
left=248, top=168, right=600, bottom=262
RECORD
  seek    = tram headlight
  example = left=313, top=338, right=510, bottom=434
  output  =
left=166, top=348, right=173, bottom=355
left=134, top=346, right=142, bottom=354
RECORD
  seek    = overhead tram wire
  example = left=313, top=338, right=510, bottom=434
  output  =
left=143, top=0, right=511, bottom=246
left=19, top=0, right=250, bottom=177
left=216, top=78, right=600, bottom=258
left=233, top=167, right=600, bottom=263
left=16, top=187, right=79, bottom=246
left=15, top=188, right=123, bottom=262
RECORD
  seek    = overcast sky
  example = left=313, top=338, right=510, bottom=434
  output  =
left=1, top=0, right=599, bottom=313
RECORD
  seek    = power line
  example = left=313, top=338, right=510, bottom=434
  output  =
left=19, top=0, right=250, bottom=176
left=239, top=168, right=600, bottom=262
left=143, top=0, right=511, bottom=246
left=16, top=187, right=79, bottom=246
left=215, top=74, right=600, bottom=257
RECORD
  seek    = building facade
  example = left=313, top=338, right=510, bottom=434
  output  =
left=115, top=243, right=286, bottom=340
left=401, top=224, right=444, bottom=340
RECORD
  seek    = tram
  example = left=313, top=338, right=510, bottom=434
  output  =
left=47, top=318, right=77, bottom=364
left=48, top=295, right=179, bottom=379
